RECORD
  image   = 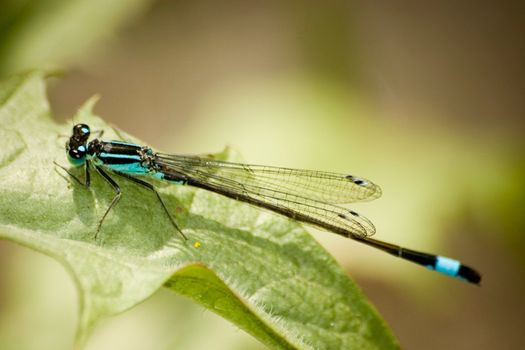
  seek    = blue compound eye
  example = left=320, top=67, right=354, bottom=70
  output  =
left=67, top=145, right=87, bottom=166
left=73, top=124, right=90, bottom=141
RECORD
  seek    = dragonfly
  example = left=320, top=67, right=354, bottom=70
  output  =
left=57, top=123, right=482, bottom=285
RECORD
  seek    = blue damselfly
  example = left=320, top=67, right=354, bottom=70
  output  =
left=57, top=123, right=482, bottom=284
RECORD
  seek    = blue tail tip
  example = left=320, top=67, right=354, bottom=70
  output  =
left=434, top=256, right=482, bottom=285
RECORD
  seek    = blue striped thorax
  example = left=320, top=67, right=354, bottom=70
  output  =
left=65, top=123, right=157, bottom=175
left=94, top=140, right=153, bottom=175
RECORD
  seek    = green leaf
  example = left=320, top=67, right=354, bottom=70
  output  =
left=0, top=71, right=399, bottom=349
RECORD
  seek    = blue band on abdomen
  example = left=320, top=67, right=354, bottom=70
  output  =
left=435, top=256, right=461, bottom=277
left=150, top=171, right=186, bottom=184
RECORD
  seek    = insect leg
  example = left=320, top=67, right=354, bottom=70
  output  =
left=112, top=171, right=188, bottom=241
left=93, top=165, right=121, bottom=239
left=54, top=160, right=91, bottom=187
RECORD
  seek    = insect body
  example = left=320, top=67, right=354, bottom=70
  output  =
left=60, top=123, right=481, bottom=284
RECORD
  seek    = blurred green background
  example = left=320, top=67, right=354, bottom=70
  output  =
left=0, top=1, right=524, bottom=349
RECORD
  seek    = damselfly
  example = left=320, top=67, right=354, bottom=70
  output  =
left=57, top=123, right=481, bottom=284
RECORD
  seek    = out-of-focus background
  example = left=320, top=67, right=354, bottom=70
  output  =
left=1, top=1, right=524, bottom=349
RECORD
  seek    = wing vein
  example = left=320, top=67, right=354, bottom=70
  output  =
left=155, top=155, right=378, bottom=237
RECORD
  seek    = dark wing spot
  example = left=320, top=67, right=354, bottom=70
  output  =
left=346, top=175, right=368, bottom=186
left=349, top=210, right=359, bottom=216
left=337, top=213, right=347, bottom=219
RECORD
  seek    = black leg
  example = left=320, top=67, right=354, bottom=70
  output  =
left=111, top=126, right=131, bottom=143
left=112, top=171, right=188, bottom=241
left=92, top=129, right=104, bottom=138
left=54, top=160, right=91, bottom=187
left=84, top=160, right=91, bottom=187
left=94, top=165, right=121, bottom=239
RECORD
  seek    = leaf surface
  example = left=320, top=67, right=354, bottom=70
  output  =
left=0, top=72, right=399, bottom=349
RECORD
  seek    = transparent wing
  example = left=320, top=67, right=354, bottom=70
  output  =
left=155, top=154, right=380, bottom=237
left=156, top=154, right=381, bottom=203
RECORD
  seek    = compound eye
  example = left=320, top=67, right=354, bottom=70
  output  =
left=73, top=124, right=90, bottom=139
left=67, top=145, right=87, bottom=166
